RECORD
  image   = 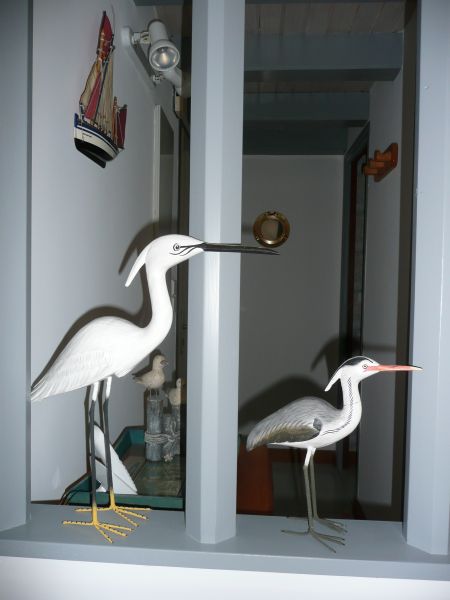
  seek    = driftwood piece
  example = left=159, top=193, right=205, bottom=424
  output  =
left=145, top=392, right=163, bottom=461
left=144, top=387, right=182, bottom=462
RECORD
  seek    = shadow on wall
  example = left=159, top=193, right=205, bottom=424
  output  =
left=32, top=222, right=159, bottom=390
left=310, top=337, right=342, bottom=377
left=239, top=335, right=396, bottom=433
left=239, top=376, right=325, bottom=433
left=238, top=336, right=344, bottom=432
left=311, top=338, right=395, bottom=375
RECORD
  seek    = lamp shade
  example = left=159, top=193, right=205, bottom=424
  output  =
left=149, top=40, right=180, bottom=71
left=148, top=20, right=180, bottom=72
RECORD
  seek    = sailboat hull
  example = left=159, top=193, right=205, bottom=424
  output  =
left=74, top=114, right=118, bottom=168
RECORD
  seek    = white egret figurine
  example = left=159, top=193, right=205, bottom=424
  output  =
left=246, top=356, right=421, bottom=552
left=31, top=234, right=276, bottom=542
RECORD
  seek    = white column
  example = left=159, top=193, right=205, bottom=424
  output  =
left=404, top=0, right=450, bottom=554
left=186, top=0, right=245, bottom=543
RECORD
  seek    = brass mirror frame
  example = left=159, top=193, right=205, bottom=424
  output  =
left=253, top=211, right=290, bottom=248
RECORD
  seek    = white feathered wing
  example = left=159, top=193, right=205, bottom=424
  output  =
left=93, top=425, right=137, bottom=495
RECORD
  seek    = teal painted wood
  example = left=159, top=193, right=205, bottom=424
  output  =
left=65, top=488, right=183, bottom=510
left=114, top=427, right=144, bottom=456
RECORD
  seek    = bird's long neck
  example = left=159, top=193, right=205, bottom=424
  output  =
left=144, top=265, right=173, bottom=342
left=339, top=375, right=362, bottom=431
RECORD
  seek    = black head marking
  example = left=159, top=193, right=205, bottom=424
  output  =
left=169, top=243, right=200, bottom=257
left=328, top=356, right=375, bottom=382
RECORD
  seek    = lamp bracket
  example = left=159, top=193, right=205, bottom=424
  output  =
left=152, top=73, right=164, bottom=85
left=131, top=31, right=150, bottom=46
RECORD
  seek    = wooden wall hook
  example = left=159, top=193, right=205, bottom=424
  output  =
left=363, top=143, right=398, bottom=182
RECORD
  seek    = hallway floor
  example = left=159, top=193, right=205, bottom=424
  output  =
left=271, top=453, right=357, bottom=519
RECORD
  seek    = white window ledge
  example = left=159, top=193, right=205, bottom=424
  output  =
left=0, top=505, right=449, bottom=581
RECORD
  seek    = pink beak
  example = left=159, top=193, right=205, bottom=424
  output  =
left=365, top=364, right=422, bottom=372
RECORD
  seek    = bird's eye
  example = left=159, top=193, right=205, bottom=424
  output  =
left=362, top=364, right=368, bottom=369
left=173, top=244, right=180, bottom=252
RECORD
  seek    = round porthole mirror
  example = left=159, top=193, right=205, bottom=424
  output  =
left=253, top=211, right=290, bottom=248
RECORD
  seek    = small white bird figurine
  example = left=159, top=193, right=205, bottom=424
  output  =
left=168, top=377, right=183, bottom=407
left=31, top=234, right=277, bottom=542
left=133, top=354, right=168, bottom=395
left=247, top=356, right=421, bottom=552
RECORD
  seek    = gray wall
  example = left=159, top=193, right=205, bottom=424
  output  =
left=30, top=0, right=176, bottom=500
left=0, top=0, right=31, bottom=529
left=239, top=156, right=343, bottom=431
left=358, top=71, right=405, bottom=516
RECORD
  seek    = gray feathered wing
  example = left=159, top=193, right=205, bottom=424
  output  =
left=246, top=398, right=324, bottom=451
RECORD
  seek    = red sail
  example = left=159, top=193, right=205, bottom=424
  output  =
left=84, top=70, right=102, bottom=121
left=97, top=12, right=113, bottom=61
left=116, top=105, right=127, bottom=148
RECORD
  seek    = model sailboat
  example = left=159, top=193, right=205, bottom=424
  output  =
left=74, top=12, right=127, bottom=168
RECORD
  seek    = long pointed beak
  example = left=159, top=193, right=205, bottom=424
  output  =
left=198, top=242, right=278, bottom=255
left=366, top=364, right=422, bottom=372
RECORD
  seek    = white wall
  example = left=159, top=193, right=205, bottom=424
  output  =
left=2, top=557, right=449, bottom=600
left=358, top=72, right=404, bottom=513
left=239, top=156, right=343, bottom=431
left=31, top=0, right=177, bottom=500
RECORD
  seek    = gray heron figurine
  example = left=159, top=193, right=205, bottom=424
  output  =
left=31, top=234, right=277, bottom=542
left=246, top=356, right=421, bottom=552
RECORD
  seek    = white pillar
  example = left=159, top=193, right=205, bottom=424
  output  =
left=404, top=0, right=450, bottom=554
left=186, top=0, right=245, bottom=543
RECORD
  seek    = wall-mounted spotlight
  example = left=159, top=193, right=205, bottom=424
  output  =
left=133, top=20, right=180, bottom=72
left=122, top=20, right=188, bottom=97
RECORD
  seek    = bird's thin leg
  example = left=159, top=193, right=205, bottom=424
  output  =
left=309, top=453, right=347, bottom=534
left=282, top=448, right=345, bottom=553
left=78, top=377, right=151, bottom=526
left=303, top=448, right=315, bottom=530
left=103, top=377, right=151, bottom=522
left=103, top=377, right=114, bottom=493
left=64, top=382, right=130, bottom=543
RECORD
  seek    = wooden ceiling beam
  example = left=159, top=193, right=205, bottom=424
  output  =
left=245, top=32, right=402, bottom=82
left=244, top=92, right=369, bottom=122
left=243, top=121, right=351, bottom=155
